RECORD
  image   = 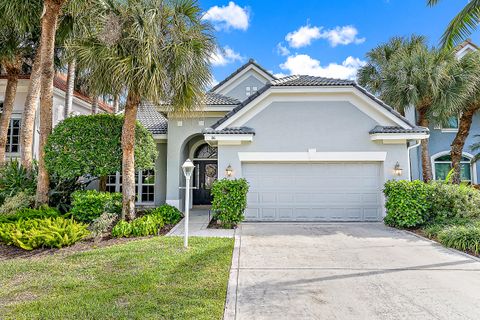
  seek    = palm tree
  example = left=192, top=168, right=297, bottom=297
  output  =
left=446, top=52, right=480, bottom=183
left=70, top=0, right=214, bottom=219
left=427, top=0, right=480, bottom=49
left=0, top=21, right=38, bottom=166
left=358, top=37, right=464, bottom=181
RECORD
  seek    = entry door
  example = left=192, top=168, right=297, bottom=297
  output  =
left=193, top=161, right=218, bottom=205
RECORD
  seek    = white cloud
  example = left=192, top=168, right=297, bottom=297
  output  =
left=203, top=2, right=250, bottom=31
left=279, top=54, right=366, bottom=80
left=285, top=24, right=365, bottom=48
left=210, top=46, right=245, bottom=67
left=320, top=25, right=366, bottom=47
left=285, top=25, right=322, bottom=48
left=276, top=43, right=290, bottom=56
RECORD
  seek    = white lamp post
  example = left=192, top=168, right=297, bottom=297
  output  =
left=182, top=159, right=195, bottom=248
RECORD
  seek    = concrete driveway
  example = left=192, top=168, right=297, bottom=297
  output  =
left=225, top=223, right=480, bottom=320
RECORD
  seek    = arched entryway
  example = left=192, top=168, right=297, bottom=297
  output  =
left=192, top=143, right=218, bottom=205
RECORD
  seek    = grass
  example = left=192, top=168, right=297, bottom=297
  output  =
left=0, top=237, right=234, bottom=320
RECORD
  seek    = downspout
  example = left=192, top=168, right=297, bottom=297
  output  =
left=407, top=140, right=421, bottom=181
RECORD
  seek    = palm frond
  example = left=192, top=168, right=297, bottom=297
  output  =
left=439, top=0, right=480, bottom=49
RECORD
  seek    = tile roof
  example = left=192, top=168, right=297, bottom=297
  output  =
left=0, top=73, right=114, bottom=113
left=209, top=58, right=276, bottom=93
left=204, top=92, right=240, bottom=105
left=271, top=75, right=355, bottom=86
left=203, top=127, right=255, bottom=135
left=369, top=125, right=429, bottom=134
left=211, top=74, right=417, bottom=130
left=137, top=103, right=168, bottom=134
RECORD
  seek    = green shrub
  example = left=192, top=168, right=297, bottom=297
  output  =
left=70, top=190, right=122, bottom=223
left=383, top=180, right=431, bottom=228
left=0, top=191, right=35, bottom=215
left=0, top=159, right=37, bottom=204
left=88, top=212, right=119, bottom=239
left=0, top=217, right=89, bottom=250
left=146, top=204, right=182, bottom=225
left=111, top=214, right=164, bottom=238
left=428, top=181, right=480, bottom=219
left=437, top=225, right=480, bottom=255
left=0, top=206, right=61, bottom=223
left=211, top=178, right=249, bottom=228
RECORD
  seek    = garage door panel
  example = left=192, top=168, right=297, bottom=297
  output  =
left=243, top=162, right=382, bottom=222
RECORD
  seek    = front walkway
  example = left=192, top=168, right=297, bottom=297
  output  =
left=224, top=223, right=480, bottom=320
left=167, top=209, right=234, bottom=238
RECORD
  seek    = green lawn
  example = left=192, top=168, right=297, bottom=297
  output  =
left=0, top=237, right=234, bottom=320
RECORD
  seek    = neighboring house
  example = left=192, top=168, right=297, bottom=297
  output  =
left=0, top=73, right=113, bottom=160
left=410, top=39, right=480, bottom=184
left=133, top=59, right=429, bottom=221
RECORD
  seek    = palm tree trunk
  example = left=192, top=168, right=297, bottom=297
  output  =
left=0, top=62, right=21, bottom=165
left=121, top=91, right=140, bottom=220
left=64, top=59, right=76, bottom=118
left=450, top=105, right=478, bottom=184
left=20, top=44, right=42, bottom=171
left=113, top=95, right=119, bottom=113
left=418, top=108, right=433, bottom=182
left=91, top=97, right=98, bottom=114
left=36, top=0, right=64, bottom=206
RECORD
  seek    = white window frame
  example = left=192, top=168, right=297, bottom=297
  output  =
left=440, top=115, right=460, bottom=133
left=431, top=151, right=477, bottom=183
left=6, top=116, right=21, bottom=155
left=106, top=170, right=155, bottom=204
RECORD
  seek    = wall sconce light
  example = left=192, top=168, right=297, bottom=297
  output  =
left=394, top=161, right=403, bottom=176
left=225, top=165, right=233, bottom=177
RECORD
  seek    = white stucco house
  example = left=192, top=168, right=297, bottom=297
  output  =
left=130, top=59, right=429, bottom=221
left=0, top=73, right=113, bottom=160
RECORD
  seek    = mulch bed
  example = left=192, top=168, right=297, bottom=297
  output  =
left=0, top=224, right=175, bottom=261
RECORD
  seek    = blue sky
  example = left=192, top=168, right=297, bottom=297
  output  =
left=201, top=0, right=478, bottom=84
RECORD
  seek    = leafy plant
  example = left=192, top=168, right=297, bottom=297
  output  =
left=0, top=191, right=35, bottom=215
left=111, top=214, right=164, bottom=238
left=70, top=190, right=122, bottom=223
left=0, top=217, right=89, bottom=250
left=428, top=181, right=480, bottom=219
left=0, top=159, right=37, bottom=204
left=44, top=114, right=157, bottom=180
left=383, top=180, right=432, bottom=228
left=146, top=204, right=182, bottom=225
left=88, top=212, right=119, bottom=239
left=437, top=225, right=480, bottom=255
left=0, top=206, right=61, bottom=223
left=211, top=179, right=249, bottom=228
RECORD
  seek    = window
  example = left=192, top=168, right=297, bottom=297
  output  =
left=194, top=144, right=217, bottom=159
left=433, top=154, right=472, bottom=182
left=106, top=170, right=155, bottom=203
left=441, top=116, right=459, bottom=131
left=6, top=119, right=21, bottom=153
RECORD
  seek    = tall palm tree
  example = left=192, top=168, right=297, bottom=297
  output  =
left=358, top=37, right=464, bottom=181
left=428, top=0, right=480, bottom=49
left=70, top=0, right=214, bottom=219
left=0, top=22, right=38, bottom=166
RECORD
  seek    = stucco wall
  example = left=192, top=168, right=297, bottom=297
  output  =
left=165, top=116, right=223, bottom=209
left=216, top=101, right=409, bottom=186
left=223, top=75, right=267, bottom=102
left=412, top=114, right=480, bottom=183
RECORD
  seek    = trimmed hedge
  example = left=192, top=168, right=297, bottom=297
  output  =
left=70, top=190, right=122, bottom=223
left=211, top=179, right=249, bottom=228
left=383, top=180, right=480, bottom=228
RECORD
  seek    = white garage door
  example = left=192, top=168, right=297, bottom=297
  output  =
left=243, top=162, right=383, bottom=222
